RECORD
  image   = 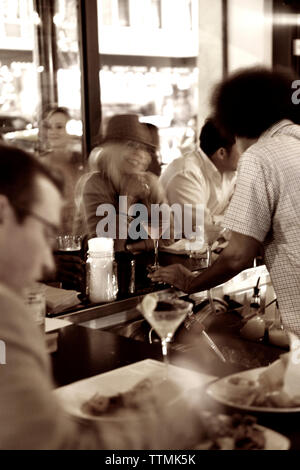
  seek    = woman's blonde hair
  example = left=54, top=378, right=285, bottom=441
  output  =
left=94, top=142, right=151, bottom=191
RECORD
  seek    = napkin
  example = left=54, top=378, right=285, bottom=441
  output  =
left=282, top=333, right=300, bottom=400
left=43, top=284, right=81, bottom=315
left=258, top=332, right=300, bottom=405
left=45, top=317, right=72, bottom=333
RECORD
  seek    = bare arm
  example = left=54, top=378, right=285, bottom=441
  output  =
left=150, top=231, right=263, bottom=293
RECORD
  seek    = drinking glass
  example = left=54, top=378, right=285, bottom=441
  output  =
left=24, top=283, right=46, bottom=333
left=186, top=225, right=205, bottom=259
left=54, top=235, right=83, bottom=290
left=142, top=219, right=170, bottom=273
left=150, top=225, right=162, bottom=270
left=141, top=298, right=193, bottom=369
left=56, top=235, right=82, bottom=254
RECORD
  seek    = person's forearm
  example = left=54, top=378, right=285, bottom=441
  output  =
left=186, top=250, right=253, bottom=294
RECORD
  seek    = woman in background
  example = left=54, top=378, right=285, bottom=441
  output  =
left=40, top=107, right=85, bottom=291
left=81, top=114, right=173, bottom=253
left=41, top=106, right=84, bottom=235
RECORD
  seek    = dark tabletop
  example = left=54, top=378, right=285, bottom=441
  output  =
left=50, top=307, right=300, bottom=450
left=50, top=250, right=299, bottom=450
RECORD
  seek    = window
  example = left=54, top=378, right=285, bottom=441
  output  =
left=100, top=0, right=113, bottom=25
left=151, top=0, right=162, bottom=29
left=118, top=0, right=130, bottom=27
left=3, top=0, right=21, bottom=19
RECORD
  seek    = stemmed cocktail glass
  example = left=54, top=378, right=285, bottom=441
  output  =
left=142, top=217, right=170, bottom=273
left=141, top=298, right=193, bottom=370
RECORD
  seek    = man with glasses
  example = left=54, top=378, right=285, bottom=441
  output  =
left=0, top=144, right=192, bottom=449
left=0, top=144, right=96, bottom=449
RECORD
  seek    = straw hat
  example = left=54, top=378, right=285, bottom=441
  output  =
left=101, top=114, right=158, bottom=149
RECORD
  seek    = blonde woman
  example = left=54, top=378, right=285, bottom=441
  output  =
left=41, top=106, right=84, bottom=235
left=81, top=114, right=173, bottom=253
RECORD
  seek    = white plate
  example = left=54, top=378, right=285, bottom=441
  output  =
left=55, top=359, right=216, bottom=421
left=206, top=367, right=300, bottom=413
left=257, top=425, right=290, bottom=450
left=194, top=415, right=290, bottom=450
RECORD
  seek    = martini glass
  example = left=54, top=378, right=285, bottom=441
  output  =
left=142, top=218, right=170, bottom=273
left=150, top=224, right=162, bottom=270
left=142, top=298, right=193, bottom=372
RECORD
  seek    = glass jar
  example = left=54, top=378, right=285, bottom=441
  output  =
left=24, top=283, right=46, bottom=333
left=86, top=251, right=118, bottom=303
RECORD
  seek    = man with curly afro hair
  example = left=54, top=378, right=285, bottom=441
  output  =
left=150, top=66, right=300, bottom=336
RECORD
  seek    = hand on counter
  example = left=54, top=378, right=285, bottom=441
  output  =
left=148, top=264, right=195, bottom=293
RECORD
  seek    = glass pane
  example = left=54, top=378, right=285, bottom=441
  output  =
left=0, top=0, right=38, bottom=151
left=0, top=0, right=84, bottom=236
left=151, top=0, right=162, bottom=29
left=118, top=0, right=130, bottom=27
left=101, top=0, right=113, bottom=26
left=52, top=0, right=83, bottom=147
left=41, top=0, right=84, bottom=236
left=98, top=0, right=198, bottom=167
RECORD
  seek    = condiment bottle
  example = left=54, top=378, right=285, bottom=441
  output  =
left=249, top=278, right=261, bottom=314
left=86, top=238, right=118, bottom=303
left=240, top=279, right=265, bottom=341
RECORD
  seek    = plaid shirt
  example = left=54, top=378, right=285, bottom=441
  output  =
left=224, top=120, right=300, bottom=335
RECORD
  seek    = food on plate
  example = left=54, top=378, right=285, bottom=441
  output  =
left=194, top=413, right=265, bottom=450
left=81, top=378, right=155, bottom=416
left=80, top=377, right=183, bottom=417
left=221, top=353, right=300, bottom=408
left=223, top=375, right=259, bottom=405
left=258, top=355, right=288, bottom=391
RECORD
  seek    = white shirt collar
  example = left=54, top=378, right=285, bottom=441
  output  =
left=197, top=147, right=223, bottom=182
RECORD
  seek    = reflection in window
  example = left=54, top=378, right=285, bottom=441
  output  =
left=151, top=0, right=161, bottom=29
left=100, top=65, right=199, bottom=164
left=101, top=0, right=113, bottom=26
left=188, top=0, right=192, bottom=30
left=118, top=0, right=129, bottom=27
left=3, top=0, right=21, bottom=19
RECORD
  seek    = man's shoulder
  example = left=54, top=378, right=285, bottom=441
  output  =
left=83, top=171, right=112, bottom=194
left=161, top=151, right=203, bottom=180
left=0, top=284, right=32, bottom=335
left=0, top=284, right=23, bottom=309
left=0, top=284, right=50, bottom=366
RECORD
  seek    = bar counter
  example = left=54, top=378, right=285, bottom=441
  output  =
left=49, top=251, right=299, bottom=450
left=50, top=308, right=299, bottom=450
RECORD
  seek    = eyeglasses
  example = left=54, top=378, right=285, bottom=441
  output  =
left=12, top=205, right=59, bottom=248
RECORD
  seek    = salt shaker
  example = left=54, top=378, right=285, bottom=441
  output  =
left=86, top=238, right=118, bottom=303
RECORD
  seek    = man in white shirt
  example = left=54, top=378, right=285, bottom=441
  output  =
left=160, top=118, right=240, bottom=243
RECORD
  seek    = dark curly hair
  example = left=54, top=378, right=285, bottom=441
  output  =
left=211, top=66, right=299, bottom=139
